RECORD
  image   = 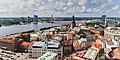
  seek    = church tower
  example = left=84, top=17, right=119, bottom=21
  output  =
left=71, top=15, right=76, bottom=29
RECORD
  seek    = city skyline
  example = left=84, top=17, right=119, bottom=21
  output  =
left=0, top=0, right=120, bottom=17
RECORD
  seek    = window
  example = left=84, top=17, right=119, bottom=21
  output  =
left=115, top=37, right=118, bottom=41
left=58, top=53, right=61, bottom=55
left=58, top=57, right=61, bottom=59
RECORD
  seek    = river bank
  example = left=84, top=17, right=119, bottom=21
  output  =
left=0, top=21, right=71, bottom=37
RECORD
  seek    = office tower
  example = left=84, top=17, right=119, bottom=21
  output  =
left=27, top=16, right=30, bottom=21
left=102, top=15, right=107, bottom=27
left=34, top=15, right=38, bottom=22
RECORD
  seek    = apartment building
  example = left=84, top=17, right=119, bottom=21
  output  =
left=104, top=27, right=120, bottom=48
left=28, top=41, right=63, bottom=60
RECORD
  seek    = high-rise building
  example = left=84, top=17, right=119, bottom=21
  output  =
left=34, top=15, right=38, bottom=22
left=27, top=16, right=30, bottom=21
left=102, top=15, right=107, bottom=26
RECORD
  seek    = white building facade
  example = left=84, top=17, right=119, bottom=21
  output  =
left=28, top=41, right=63, bottom=60
left=104, top=27, right=120, bottom=48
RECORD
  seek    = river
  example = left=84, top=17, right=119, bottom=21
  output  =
left=0, top=21, right=71, bottom=37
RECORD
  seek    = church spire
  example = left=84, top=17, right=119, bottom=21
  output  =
left=71, top=14, right=76, bottom=28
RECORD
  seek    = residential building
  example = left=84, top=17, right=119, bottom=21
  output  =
left=73, top=39, right=93, bottom=51
left=0, top=38, right=15, bottom=51
left=30, top=34, right=39, bottom=41
left=104, top=27, right=120, bottom=48
left=106, top=48, right=120, bottom=60
left=83, top=47, right=99, bottom=60
left=28, top=41, right=63, bottom=60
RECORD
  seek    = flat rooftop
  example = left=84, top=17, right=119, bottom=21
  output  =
left=104, top=27, right=120, bottom=35
left=32, top=41, right=60, bottom=49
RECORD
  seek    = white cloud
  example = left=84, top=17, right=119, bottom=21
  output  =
left=112, top=5, right=119, bottom=10
left=80, top=6, right=87, bottom=12
left=0, top=0, right=119, bottom=16
left=66, top=2, right=73, bottom=6
left=48, top=0, right=56, bottom=3
left=106, top=5, right=119, bottom=13
left=90, top=0, right=100, bottom=4
left=107, top=0, right=113, bottom=4
left=78, top=0, right=87, bottom=5
left=63, top=7, right=67, bottom=11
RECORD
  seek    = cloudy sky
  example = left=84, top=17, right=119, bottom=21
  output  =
left=0, top=0, right=120, bottom=17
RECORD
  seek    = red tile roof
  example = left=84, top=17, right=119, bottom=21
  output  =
left=21, top=42, right=33, bottom=46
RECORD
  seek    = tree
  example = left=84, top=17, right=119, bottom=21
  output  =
left=23, top=34, right=30, bottom=42
left=98, top=48, right=104, bottom=57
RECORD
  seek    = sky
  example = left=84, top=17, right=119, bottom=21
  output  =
left=0, top=0, right=120, bottom=17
